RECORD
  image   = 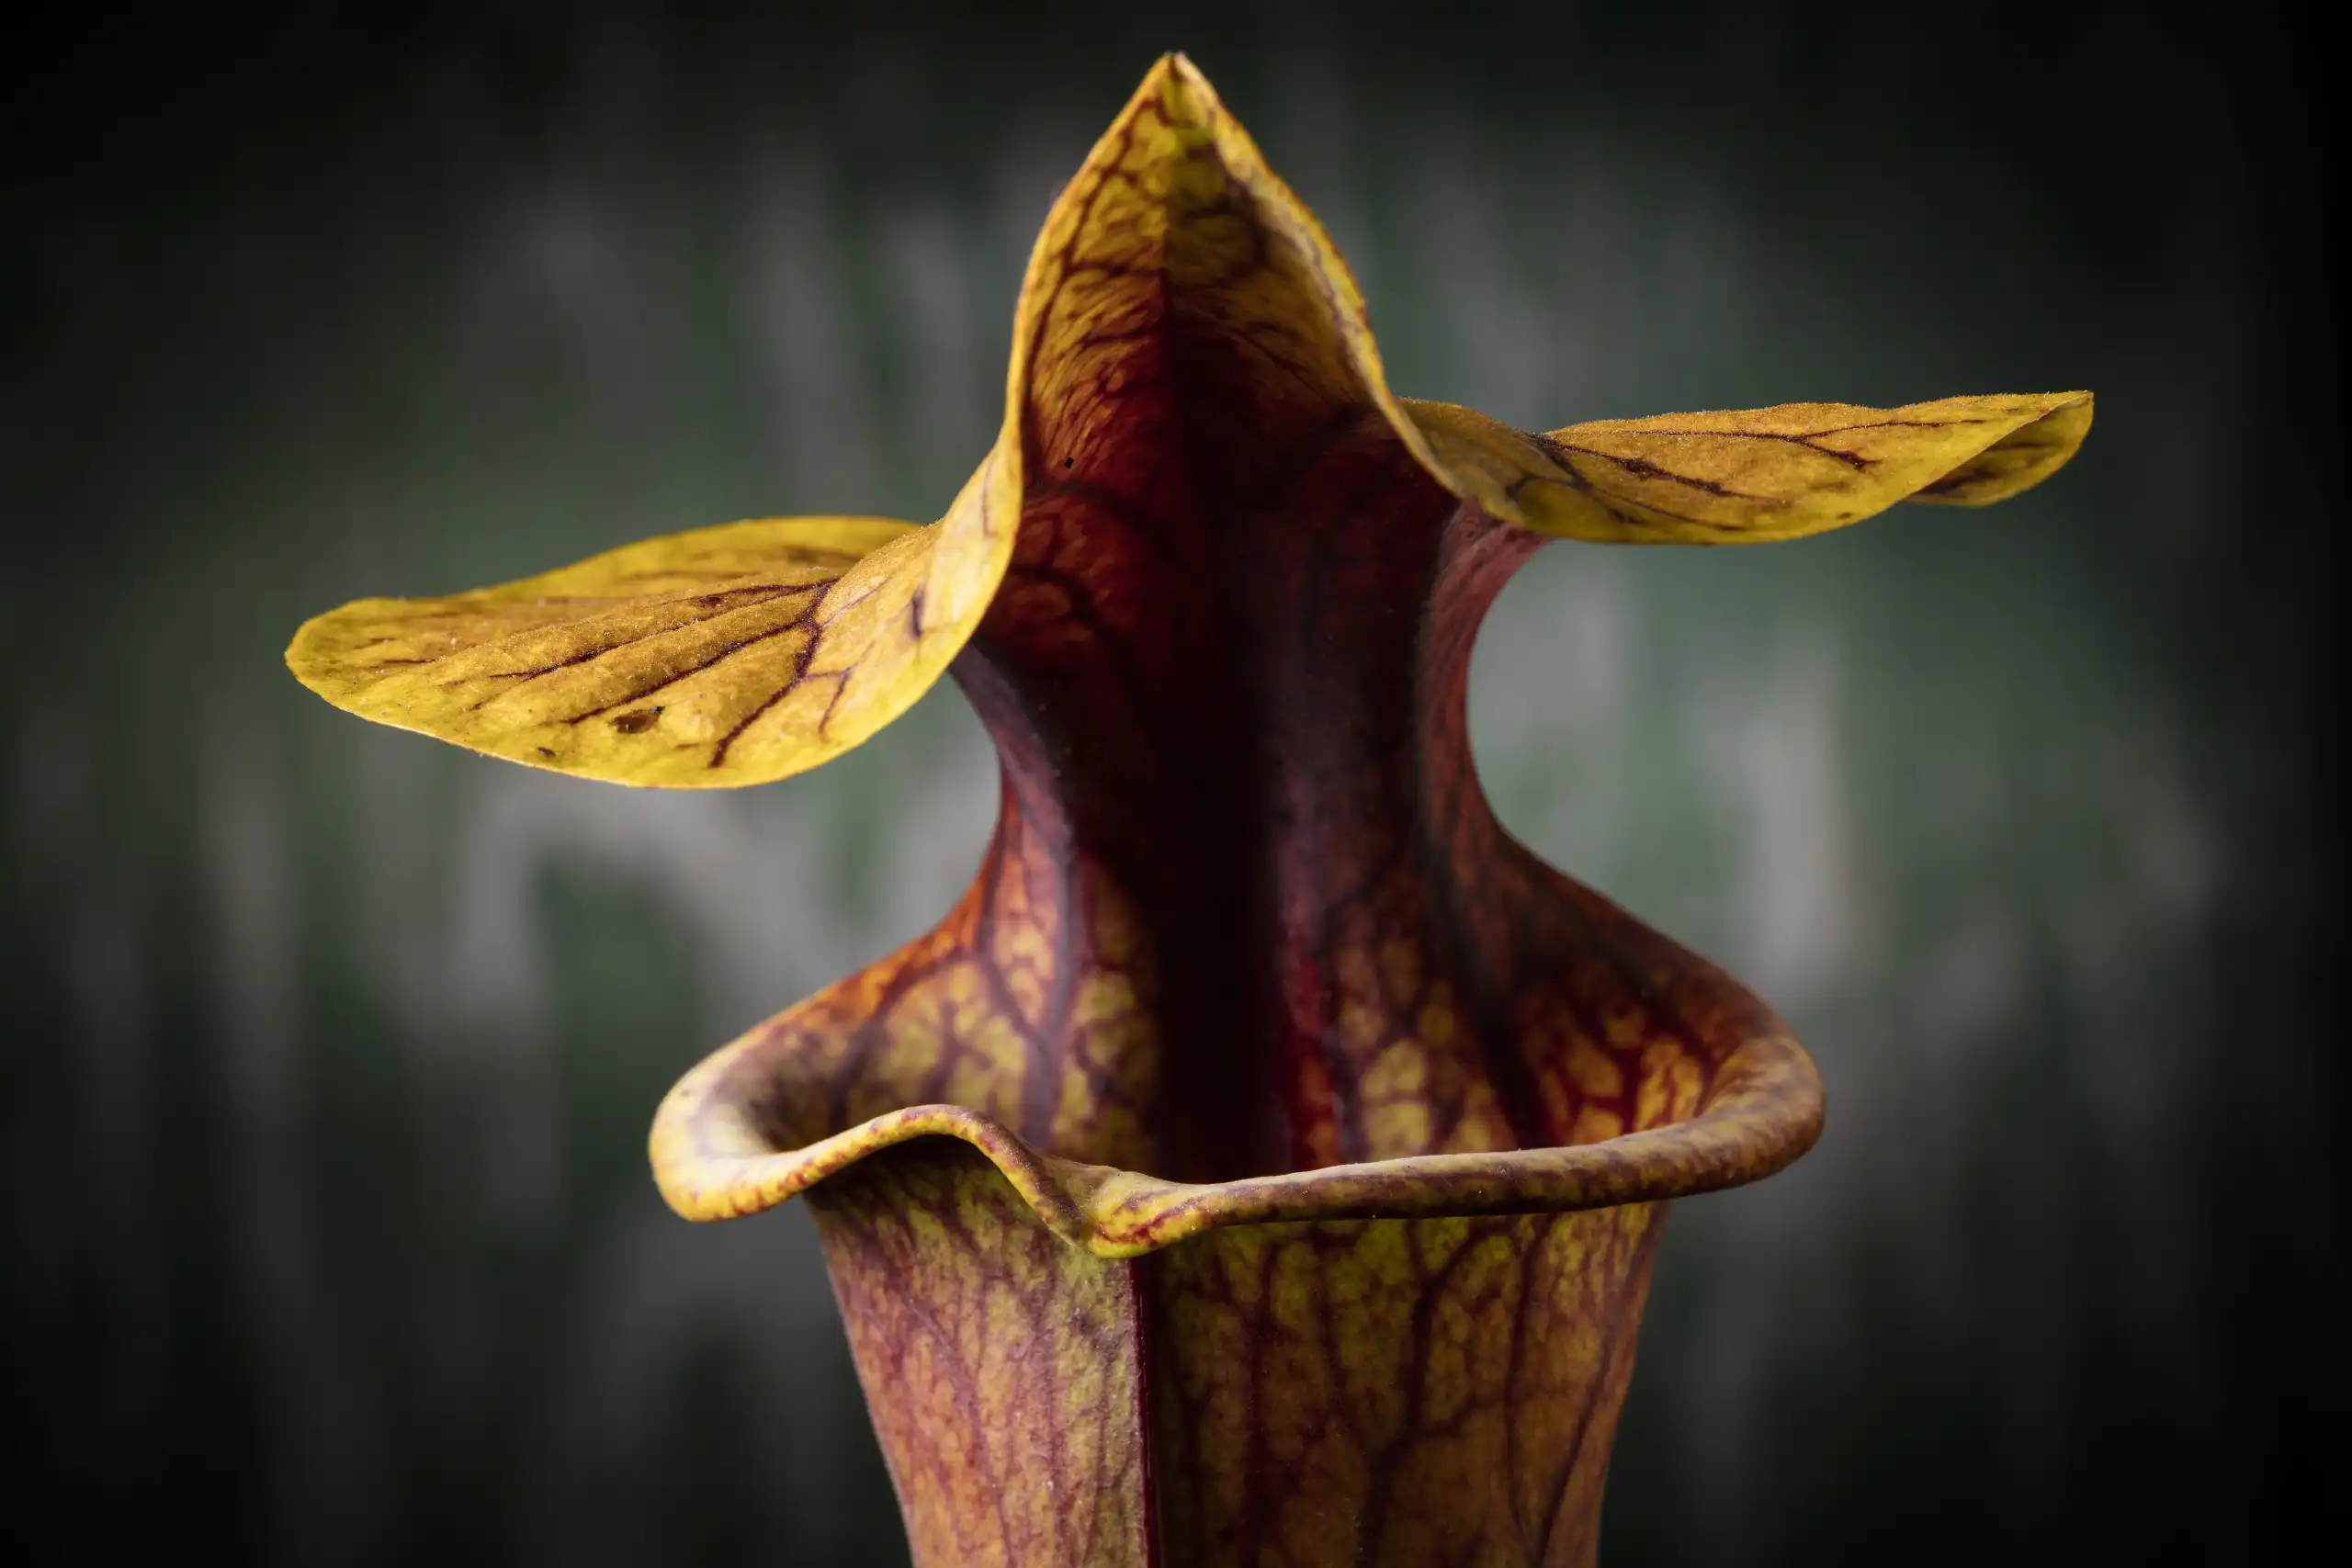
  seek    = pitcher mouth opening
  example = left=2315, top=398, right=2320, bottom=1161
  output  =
left=649, top=1026, right=1822, bottom=1259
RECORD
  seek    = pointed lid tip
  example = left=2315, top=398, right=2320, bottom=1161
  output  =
left=1136, top=50, right=1219, bottom=112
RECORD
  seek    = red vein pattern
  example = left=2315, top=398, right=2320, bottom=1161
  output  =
left=280, top=52, right=2086, bottom=1559
left=814, top=1144, right=1150, bottom=1566
left=654, top=60, right=1821, bottom=1567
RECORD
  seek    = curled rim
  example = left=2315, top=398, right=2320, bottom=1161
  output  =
left=649, top=1032, right=1823, bottom=1260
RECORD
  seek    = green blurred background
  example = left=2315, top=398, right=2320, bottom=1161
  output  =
left=3, top=2, right=2340, bottom=1562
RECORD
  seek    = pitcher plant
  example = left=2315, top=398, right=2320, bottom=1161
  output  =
left=288, top=53, right=2089, bottom=1568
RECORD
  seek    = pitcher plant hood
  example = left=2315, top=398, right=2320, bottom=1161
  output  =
left=288, top=52, right=2088, bottom=1567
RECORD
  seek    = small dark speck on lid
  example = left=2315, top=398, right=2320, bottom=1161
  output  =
left=537, top=747, right=555, bottom=757
left=1064, top=457, right=1074, bottom=468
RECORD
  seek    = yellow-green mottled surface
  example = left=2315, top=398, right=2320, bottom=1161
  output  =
left=279, top=55, right=2094, bottom=1564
